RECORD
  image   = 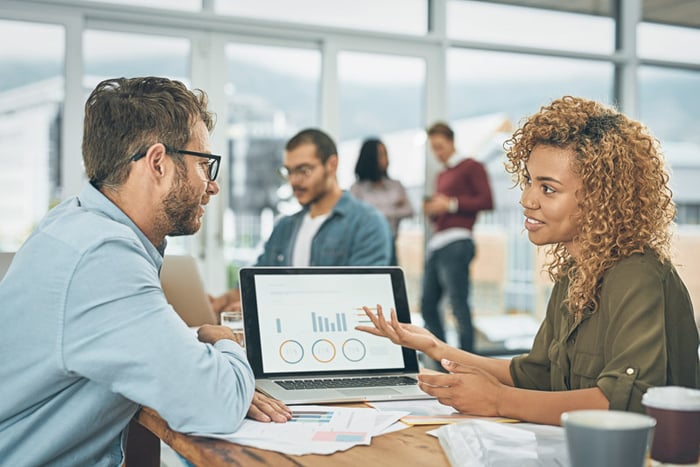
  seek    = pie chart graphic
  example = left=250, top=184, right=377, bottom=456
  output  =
left=279, top=339, right=304, bottom=364
left=342, top=338, right=367, bottom=362
left=311, top=338, right=336, bottom=363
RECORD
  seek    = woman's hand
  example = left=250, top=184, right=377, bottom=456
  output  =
left=417, top=359, right=504, bottom=417
left=246, top=391, right=292, bottom=423
left=355, top=304, right=442, bottom=356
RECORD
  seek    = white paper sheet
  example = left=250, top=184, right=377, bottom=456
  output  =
left=192, top=405, right=406, bottom=456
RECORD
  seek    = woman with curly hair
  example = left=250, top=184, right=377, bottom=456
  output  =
left=357, top=96, right=699, bottom=425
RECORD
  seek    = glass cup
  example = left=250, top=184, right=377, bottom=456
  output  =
left=220, top=311, right=245, bottom=348
left=642, top=386, right=700, bottom=464
left=561, top=409, right=656, bottom=467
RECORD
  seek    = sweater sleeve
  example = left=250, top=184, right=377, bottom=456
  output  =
left=454, top=160, right=493, bottom=213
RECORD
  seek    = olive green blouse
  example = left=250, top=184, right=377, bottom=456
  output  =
left=510, top=251, right=699, bottom=413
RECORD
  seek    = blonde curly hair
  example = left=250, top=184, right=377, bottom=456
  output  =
left=504, top=96, right=676, bottom=318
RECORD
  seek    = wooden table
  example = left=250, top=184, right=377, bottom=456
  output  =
left=132, top=405, right=449, bottom=467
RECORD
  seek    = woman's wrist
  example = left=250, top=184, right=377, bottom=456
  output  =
left=425, top=339, right=446, bottom=361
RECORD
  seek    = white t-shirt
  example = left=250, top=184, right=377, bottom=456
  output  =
left=292, top=212, right=329, bottom=266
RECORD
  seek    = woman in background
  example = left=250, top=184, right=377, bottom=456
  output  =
left=357, top=96, right=699, bottom=425
left=351, top=138, right=413, bottom=265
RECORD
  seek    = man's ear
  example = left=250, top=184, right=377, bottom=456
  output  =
left=146, top=143, right=169, bottom=179
left=326, top=154, right=339, bottom=173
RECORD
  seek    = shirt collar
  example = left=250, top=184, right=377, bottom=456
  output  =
left=78, top=183, right=166, bottom=266
left=445, top=152, right=469, bottom=168
left=300, top=190, right=352, bottom=218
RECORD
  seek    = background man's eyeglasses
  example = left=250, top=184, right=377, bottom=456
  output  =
left=131, top=146, right=221, bottom=182
left=277, top=163, right=320, bottom=181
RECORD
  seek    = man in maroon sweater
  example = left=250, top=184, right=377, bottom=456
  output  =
left=422, top=122, right=493, bottom=357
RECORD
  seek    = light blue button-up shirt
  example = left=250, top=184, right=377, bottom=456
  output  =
left=0, top=183, right=255, bottom=466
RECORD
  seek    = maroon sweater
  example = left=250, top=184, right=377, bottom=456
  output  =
left=431, top=158, right=493, bottom=232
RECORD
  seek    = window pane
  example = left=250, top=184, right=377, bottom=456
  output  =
left=85, top=0, right=201, bottom=11
left=639, top=66, right=700, bottom=227
left=448, top=48, right=614, bottom=315
left=638, top=23, right=700, bottom=64
left=0, top=20, right=64, bottom=250
left=216, top=0, right=427, bottom=35
left=447, top=1, right=614, bottom=54
left=448, top=49, right=614, bottom=121
left=84, top=30, right=189, bottom=85
left=337, top=52, right=426, bottom=187
left=223, top=43, right=320, bottom=273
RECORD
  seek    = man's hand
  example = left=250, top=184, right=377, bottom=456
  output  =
left=423, top=193, right=451, bottom=216
left=196, top=324, right=236, bottom=345
left=247, top=391, right=292, bottom=423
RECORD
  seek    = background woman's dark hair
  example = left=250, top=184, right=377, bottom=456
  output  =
left=354, top=138, right=385, bottom=182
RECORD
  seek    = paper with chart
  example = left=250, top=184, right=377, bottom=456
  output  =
left=193, top=405, right=406, bottom=455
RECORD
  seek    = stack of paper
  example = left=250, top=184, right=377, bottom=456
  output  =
left=193, top=405, right=408, bottom=455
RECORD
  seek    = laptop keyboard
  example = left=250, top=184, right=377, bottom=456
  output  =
left=275, top=376, right=418, bottom=390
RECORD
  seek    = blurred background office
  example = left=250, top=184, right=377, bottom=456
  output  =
left=1, top=0, right=699, bottom=353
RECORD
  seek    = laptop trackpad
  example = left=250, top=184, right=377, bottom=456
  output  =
left=339, top=388, right=401, bottom=397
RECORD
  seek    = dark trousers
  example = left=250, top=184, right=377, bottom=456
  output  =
left=420, top=238, right=476, bottom=353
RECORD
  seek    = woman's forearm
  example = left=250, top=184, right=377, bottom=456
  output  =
left=426, top=341, right=515, bottom=385
left=498, top=386, right=609, bottom=425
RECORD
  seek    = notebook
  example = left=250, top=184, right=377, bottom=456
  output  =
left=239, top=266, right=433, bottom=404
left=161, top=255, right=218, bottom=327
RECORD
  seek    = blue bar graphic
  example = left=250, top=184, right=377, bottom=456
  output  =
left=341, top=313, right=347, bottom=332
left=324, top=317, right=329, bottom=332
left=317, top=315, right=324, bottom=332
left=276, top=318, right=281, bottom=333
left=312, top=312, right=317, bottom=332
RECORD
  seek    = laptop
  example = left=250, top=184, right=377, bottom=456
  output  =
left=161, top=255, right=218, bottom=327
left=239, top=266, right=433, bottom=404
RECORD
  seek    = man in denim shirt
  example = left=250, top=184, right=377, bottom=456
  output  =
left=211, top=128, right=392, bottom=312
left=0, top=77, right=289, bottom=466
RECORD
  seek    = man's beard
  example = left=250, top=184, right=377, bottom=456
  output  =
left=162, top=165, right=202, bottom=237
left=295, top=170, right=329, bottom=207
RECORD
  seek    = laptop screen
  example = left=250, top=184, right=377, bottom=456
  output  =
left=240, top=267, right=419, bottom=378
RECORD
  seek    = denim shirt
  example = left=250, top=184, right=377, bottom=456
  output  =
left=0, top=183, right=255, bottom=466
left=256, top=191, right=392, bottom=266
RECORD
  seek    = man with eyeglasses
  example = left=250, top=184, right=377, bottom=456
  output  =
left=0, top=77, right=290, bottom=466
left=211, top=128, right=393, bottom=313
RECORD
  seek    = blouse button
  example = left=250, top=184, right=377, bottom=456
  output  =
left=626, top=368, right=635, bottom=375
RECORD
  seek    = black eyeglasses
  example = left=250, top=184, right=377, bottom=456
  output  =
left=130, top=146, right=221, bottom=182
